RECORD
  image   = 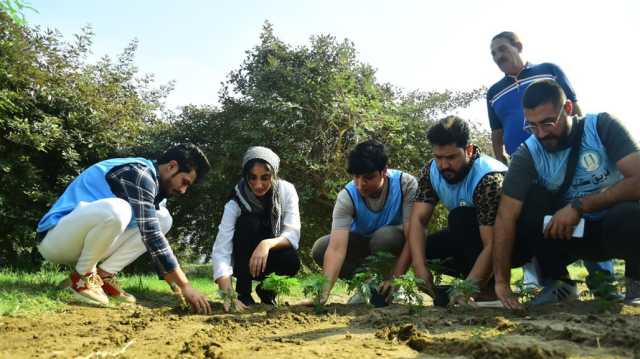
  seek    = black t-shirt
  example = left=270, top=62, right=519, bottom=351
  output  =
left=503, top=113, right=639, bottom=201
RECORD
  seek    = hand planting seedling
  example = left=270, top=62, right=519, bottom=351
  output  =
left=261, top=273, right=300, bottom=307
left=425, top=258, right=453, bottom=307
left=170, top=282, right=190, bottom=312
left=219, top=287, right=240, bottom=312
left=301, top=273, right=328, bottom=313
left=392, top=271, right=425, bottom=311
left=448, top=278, right=480, bottom=306
left=347, top=251, right=395, bottom=306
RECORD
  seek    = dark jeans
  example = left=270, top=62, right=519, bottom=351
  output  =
left=233, top=213, right=301, bottom=296
left=425, top=207, right=484, bottom=278
left=515, top=185, right=640, bottom=280
left=311, top=225, right=405, bottom=279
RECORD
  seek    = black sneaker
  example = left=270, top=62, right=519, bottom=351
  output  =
left=256, top=284, right=276, bottom=305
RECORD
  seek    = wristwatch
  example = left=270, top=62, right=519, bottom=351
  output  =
left=570, top=198, right=584, bottom=216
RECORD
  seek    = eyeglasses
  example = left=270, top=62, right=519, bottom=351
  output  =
left=523, top=108, right=564, bottom=134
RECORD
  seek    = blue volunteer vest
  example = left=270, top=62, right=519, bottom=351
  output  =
left=345, top=169, right=404, bottom=236
left=525, top=114, right=623, bottom=220
left=37, top=157, right=156, bottom=232
left=429, top=156, right=507, bottom=210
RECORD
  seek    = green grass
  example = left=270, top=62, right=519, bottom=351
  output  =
left=0, top=260, right=625, bottom=316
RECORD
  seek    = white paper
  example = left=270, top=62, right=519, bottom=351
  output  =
left=543, top=215, right=585, bottom=238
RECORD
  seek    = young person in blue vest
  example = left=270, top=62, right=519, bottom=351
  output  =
left=211, top=146, right=301, bottom=312
left=382, top=116, right=508, bottom=305
left=487, top=30, right=615, bottom=294
left=493, top=79, right=640, bottom=310
left=36, top=144, right=213, bottom=313
left=311, top=139, right=417, bottom=305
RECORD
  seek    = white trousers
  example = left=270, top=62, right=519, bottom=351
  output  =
left=37, top=198, right=172, bottom=274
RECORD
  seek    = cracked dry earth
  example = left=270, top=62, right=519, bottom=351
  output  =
left=1, top=301, right=640, bottom=358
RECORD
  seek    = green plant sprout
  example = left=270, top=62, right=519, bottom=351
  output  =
left=448, top=278, right=480, bottom=305
left=586, top=271, right=620, bottom=313
left=513, top=278, right=538, bottom=304
left=301, top=273, right=328, bottom=313
left=218, top=288, right=239, bottom=312
left=392, top=271, right=425, bottom=309
left=425, top=258, right=452, bottom=286
left=261, top=273, right=300, bottom=307
left=347, top=251, right=395, bottom=304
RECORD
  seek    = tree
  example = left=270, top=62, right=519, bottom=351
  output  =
left=0, top=15, right=171, bottom=267
left=164, top=22, right=485, bottom=267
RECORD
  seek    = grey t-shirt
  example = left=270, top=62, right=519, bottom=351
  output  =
left=503, top=113, right=639, bottom=201
left=331, top=171, right=418, bottom=230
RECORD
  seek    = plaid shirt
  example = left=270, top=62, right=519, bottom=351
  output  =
left=106, top=162, right=178, bottom=277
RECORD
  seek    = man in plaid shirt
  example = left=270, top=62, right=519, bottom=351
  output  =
left=36, top=143, right=212, bottom=314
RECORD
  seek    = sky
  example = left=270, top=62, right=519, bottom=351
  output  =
left=25, top=0, right=640, bottom=137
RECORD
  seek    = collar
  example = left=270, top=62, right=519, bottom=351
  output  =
left=505, top=61, right=532, bottom=81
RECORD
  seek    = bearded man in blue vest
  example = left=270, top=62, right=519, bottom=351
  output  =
left=494, top=79, right=640, bottom=310
left=311, top=139, right=418, bottom=305
left=381, top=116, right=508, bottom=305
left=36, top=143, right=213, bottom=314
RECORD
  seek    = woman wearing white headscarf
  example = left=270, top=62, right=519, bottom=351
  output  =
left=212, top=146, right=301, bottom=311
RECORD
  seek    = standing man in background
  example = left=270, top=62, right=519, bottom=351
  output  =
left=486, top=31, right=615, bottom=292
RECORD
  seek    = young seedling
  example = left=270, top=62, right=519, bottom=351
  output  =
left=392, top=271, right=425, bottom=311
left=587, top=271, right=620, bottom=312
left=347, top=251, right=395, bottom=305
left=425, top=258, right=452, bottom=286
left=301, top=273, right=328, bottom=313
left=513, top=278, right=538, bottom=304
left=218, top=288, right=239, bottom=312
left=261, top=273, right=300, bottom=307
left=448, top=278, right=480, bottom=306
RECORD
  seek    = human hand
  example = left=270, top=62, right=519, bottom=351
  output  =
left=378, top=280, right=396, bottom=303
left=249, top=240, right=272, bottom=277
left=495, top=283, right=522, bottom=311
left=544, top=205, right=581, bottom=240
left=181, top=284, right=212, bottom=315
left=223, top=297, right=248, bottom=313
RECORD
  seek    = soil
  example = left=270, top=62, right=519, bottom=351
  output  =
left=1, top=298, right=640, bottom=358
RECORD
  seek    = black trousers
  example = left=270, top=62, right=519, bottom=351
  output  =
left=425, top=207, right=484, bottom=279
left=232, top=213, right=301, bottom=296
left=514, top=185, right=640, bottom=280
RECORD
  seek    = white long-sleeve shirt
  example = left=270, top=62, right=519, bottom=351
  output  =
left=211, top=180, right=301, bottom=280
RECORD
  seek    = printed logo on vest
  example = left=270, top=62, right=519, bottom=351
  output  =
left=579, top=150, right=601, bottom=172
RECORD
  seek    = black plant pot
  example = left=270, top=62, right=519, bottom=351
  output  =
left=369, top=287, right=389, bottom=308
left=433, top=285, right=451, bottom=307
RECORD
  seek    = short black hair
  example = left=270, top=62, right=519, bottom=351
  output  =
left=158, top=143, right=211, bottom=183
left=522, top=79, right=566, bottom=111
left=426, top=116, right=470, bottom=148
left=491, top=31, right=521, bottom=47
left=347, top=139, right=388, bottom=175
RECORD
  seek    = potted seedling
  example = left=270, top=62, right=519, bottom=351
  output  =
left=448, top=278, right=480, bottom=306
left=392, top=271, right=425, bottom=312
left=426, top=258, right=452, bottom=307
left=348, top=251, right=395, bottom=307
left=261, top=273, right=300, bottom=308
left=301, top=273, right=328, bottom=313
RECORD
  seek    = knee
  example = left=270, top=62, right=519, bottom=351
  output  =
left=370, top=226, right=404, bottom=254
left=156, top=206, right=173, bottom=235
left=311, top=235, right=330, bottom=267
left=97, top=198, right=132, bottom=232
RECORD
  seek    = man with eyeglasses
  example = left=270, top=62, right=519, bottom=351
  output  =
left=487, top=31, right=615, bottom=294
left=493, top=79, right=640, bottom=309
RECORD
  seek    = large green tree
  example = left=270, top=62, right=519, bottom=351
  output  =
left=164, top=22, right=487, bottom=267
left=0, top=14, right=171, bottom=267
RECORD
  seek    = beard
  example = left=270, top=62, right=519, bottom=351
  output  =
left=441, top=164, right=472, bottom=184
left=540, top=133, right=570, bottom=152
